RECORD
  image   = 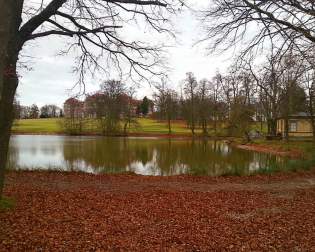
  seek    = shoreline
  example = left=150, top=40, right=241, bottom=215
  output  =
left=5, top=168, right=315, bottom=180
left=235, top=143, right=304, bottom=159
left=11, top=131, right=232, bottom=140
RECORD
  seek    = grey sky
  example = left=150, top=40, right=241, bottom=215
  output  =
left=17, top=0, right=232, bottom=108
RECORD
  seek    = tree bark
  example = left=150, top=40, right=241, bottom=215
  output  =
left=308, top=88, right=315, bottom=143
left=0, top=0, right=11, bottom=102
left=0, top=67, right=18, bottom=198
left=0, top=0, right=24, bottom=199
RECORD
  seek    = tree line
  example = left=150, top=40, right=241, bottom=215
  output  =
left=63, top=80, right=153, bottom=135
left=65, top=49, right=314, bottom=140
left=154, top=50, right=314, bottom=140
left=14, top=103, right=63, bottom=119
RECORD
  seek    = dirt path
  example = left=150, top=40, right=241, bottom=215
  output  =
left=1, top=171, right=315, bottom=251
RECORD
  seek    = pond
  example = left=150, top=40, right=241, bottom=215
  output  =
left=7, top=135, right=310, bottom=176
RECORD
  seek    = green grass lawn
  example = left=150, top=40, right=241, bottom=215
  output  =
left=12, top=118, right=268, bottom=136
left=12, top=118, right=64, bottom=133
left=12, top=118, right=196, bottom=135
left=130, top=118, right=196, bottom=135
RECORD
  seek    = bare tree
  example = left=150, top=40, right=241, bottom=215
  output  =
left=210, top=72, right=225, bottom=135
left=0, top=0, right=184, bottom=198
left=154, top=79, right=178, bottom=134
left=98, top=80, right=126, bottom=135
left=29, top=104, right=40, bottom=119
left=219, top=66, right=256, bottom=140
left=62, top=98, right=86, bottom=134
left=201, top=0, right=315, bottom=59
left=246, top=52, right=285, bottom=136
left=279, top=53, right=306, bottom=141
left=40, top=104, right=60, bottom=118
left=304, top=69, right=315, bottom=142
left=197, top=79, right=211, bottom=136
left=122, top=87, right=139, bottom=135
left=183, top=72, right=198, bottom=135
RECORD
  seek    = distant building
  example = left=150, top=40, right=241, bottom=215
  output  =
left=63, top=98, right=84, bottom=118
left=63, top=93, right=146, bottom=119
left=84, top=92, right=106, bottom=118
left=277, top=112, right=315, bottom=138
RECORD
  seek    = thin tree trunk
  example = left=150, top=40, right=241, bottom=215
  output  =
left=308, top=89, right=315, bottom=143
left=191, top=92, right=195, bottom=136
left=311, top=116, right=315, bottom=143
left=202, top=119, right=208, bottom=136
left=267, top=118, right=277, bottom=136
left=284, top=117, right=289, bottom=142
left=168, top=119, right=171, bottom=134
left=124, top=121, right=128, bottom=136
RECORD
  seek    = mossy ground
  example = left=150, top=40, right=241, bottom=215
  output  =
left=0, top=197, right=15, bottom=211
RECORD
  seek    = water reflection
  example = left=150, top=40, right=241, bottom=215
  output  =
left=8, top=135, right=294, bottom=176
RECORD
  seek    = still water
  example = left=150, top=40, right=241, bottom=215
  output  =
left=7, top=135, right=301, bottom=176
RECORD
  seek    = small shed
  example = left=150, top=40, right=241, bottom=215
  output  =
left=277, top=112, right=315, bottom=138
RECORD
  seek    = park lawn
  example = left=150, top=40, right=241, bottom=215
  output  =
left=12, top=118, right=196, bottom=135
left=130, top=118, right=197, bottom=135
left=12, top=118, right=266, bottom=136
left=12, top=118, right=64, bottom=133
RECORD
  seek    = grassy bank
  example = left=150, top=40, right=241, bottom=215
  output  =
left=12, top=118, right=64, bottom=134
left=12, top=118, right=205, bottom=135
left=12, top=118, right=266, bottom=136
left=248, top=139, right=315, bottom=159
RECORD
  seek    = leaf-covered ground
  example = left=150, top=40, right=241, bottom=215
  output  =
left=1, top=171, right=315, bottom=251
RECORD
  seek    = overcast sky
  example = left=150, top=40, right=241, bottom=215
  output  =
left=17, top=0, right=233, bottom=108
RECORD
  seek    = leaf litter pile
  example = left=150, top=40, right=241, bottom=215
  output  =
left=1, top=171, right=315, bottom=251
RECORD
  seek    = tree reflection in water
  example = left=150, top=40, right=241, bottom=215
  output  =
left=8, top=135, right=295, bottom=176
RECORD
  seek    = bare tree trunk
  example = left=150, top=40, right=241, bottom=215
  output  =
left=311, top=116, right=315, bottom=143
left=284, top=117, right=289, bottom=142
left=123, top=121, right=128, bottom=136
left=271, top=119, right=277, bottom=136
left=168, top=118, right=171, bottom=134
left=202, top=119, right=208, bottom=136
left=191, top=93, right=195, bottom=136
left=308, top=88, right=315, bottom=143
left=244, top=130, right=251, bottom=143
left=0, top=70, right=18, bottom=198
left=190, top=108, right=195, bottom=135
left=0, top=0, right=12, bottom=103
left=0, top=0, right=23, bottom=199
